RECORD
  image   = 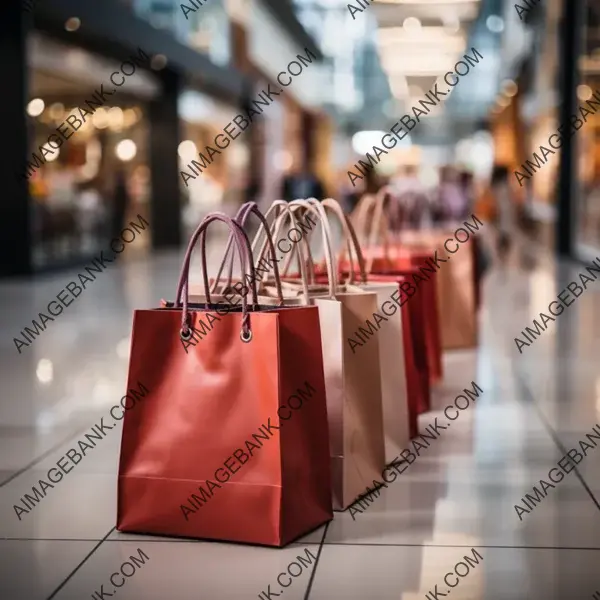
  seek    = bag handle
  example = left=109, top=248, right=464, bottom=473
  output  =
left=319, top=198, right=368, bottom=284
left=251, top=200, right=312, bottom=302
left=286, top=198, right=338, bottom=297
left=210, top=202, right=284, bottom=305
left=175, top=213, right=257, bottom=343
left=211, top=202, right=253, bottom=290
left=350, top=187, right=397, bottom=272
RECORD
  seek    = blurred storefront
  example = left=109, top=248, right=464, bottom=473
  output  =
left=2, top=0, right=251, bottom=277
left=26, top=33, right=157, bottom=269
left=578, top=0, right=600, bottom=259
left=177, top=89, right=251, bottom=236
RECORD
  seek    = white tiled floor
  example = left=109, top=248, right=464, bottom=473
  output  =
left=2, top=242, right=600, bottom=599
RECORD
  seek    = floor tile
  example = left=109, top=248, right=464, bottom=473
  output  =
left=50, top=540, right=320, bottom=600
left=0, top=540, right=95, bottom=600
left=309, top=545, right=600, bottom=600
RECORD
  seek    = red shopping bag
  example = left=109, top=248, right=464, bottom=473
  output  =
left=117, top=213, right=332, bottom=547
left=348, top=249, right=442, bottom=385
left=348, top=190, right=443, bottom=383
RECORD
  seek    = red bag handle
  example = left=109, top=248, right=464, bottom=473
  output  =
left=212, top=202, right=284, bottom=305
left=175, top=213, right=257, bottom=342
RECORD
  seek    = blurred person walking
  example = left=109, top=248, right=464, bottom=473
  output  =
left=459, top=170, right=476, bottom=219
left=390, top=165, right=428, bottom=229
left=477, top=164, right=516, bottom=264
left=111, top=167, right=130, bottom=243
left=281, top=163, right=325, bottom=201
left=437, top=166, right=468, bottom=224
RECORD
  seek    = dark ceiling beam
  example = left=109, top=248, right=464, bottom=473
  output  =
left=258, top=0, right=323, bottom=60
left=31, top=0, right=249, bottom=103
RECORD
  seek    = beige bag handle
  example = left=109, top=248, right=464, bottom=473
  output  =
left=252, top=200, right=314, bottom=293
left=251, top=199, right=338, bottom=303
left=319, top=198, right=368, bottom=284
left=280, top=199, right=337, bottom=299
left=210, top=200, right=312, bottom=302
left=351, top=187, right=402, bottom=271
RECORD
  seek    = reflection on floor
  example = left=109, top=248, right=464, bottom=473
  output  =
left=1, top=244, right=600, bottom=600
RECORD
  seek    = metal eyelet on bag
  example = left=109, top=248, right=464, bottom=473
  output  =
left=240, top=329, right=253, bottom=343
left=180, top=327, right=193, bottom=341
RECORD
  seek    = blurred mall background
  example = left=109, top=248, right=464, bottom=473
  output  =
left=2, top=0, right=599, bottom=276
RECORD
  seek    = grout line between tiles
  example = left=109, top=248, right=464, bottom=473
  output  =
left=0, top=425, right=91, bottom=488
left=45, top=526, right=116, bottom=600
left=303, top=521, right=329, bottom=600
left=321, top=542, right=600, bottom=550
left=5, top=538, right=600, bottom=552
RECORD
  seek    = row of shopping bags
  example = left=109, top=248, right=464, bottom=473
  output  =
left=115, top=195, right=479, bottom=547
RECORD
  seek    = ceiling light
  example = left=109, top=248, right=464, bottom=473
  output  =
left=48, top=103, right=65, bottom=120
left=123, top=108, right=138, bottom=128
left=442, top=16, right=461, bottom=35
left=108, top=107, right=124, bottom=131
left=43, top=145, right=60, bottom=162
left=577, top=84, right=593, bottom=101
left=486, top=15, right=504, bottom=33
left=178, top=140, right=198, bottom=160
left=151, top=54, right=168, bottom=71
left=92, top=107, right=109, bottom=129
left=497, top=96, right=511, bottom=107
left=376, top=0, right=476, bottom=3
left=377, top=27, right=465, bottom=48
left=36, top=359, right=54, bottom=384
left=116, top=139, right=137, bottom=161
left=502, top=80, right=518, bottom=97
left=65, top=17, right=81, bottom=32
left=352, top=131, right=411, bottom=155
left=27, top=98, right=45, bottom=117
left=403, top=17, right=422, bottom=34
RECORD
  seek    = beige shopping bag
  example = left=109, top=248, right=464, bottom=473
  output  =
left=308, top=199, right=410, bottom=463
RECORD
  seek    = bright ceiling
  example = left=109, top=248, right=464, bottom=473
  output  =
left=371, top=0, right=481, bottom=109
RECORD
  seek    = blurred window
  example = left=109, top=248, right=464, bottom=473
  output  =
left=131, top=0, right=231, bottom=66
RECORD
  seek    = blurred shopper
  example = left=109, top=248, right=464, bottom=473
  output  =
left=339, top=170, right=363, bottom=214
left=478, top=164, right=516, bottom=263
left=459, top=170, right=476, bottom=218
left=438, top=166, right=468, bottom=223
left=390, top=164, right=422, bottom=196
left=281, top=164, right=325, bottom=201
left=111, top=167, right=130, bottom=243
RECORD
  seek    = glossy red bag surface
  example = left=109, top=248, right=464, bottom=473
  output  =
left=116, top=213, right=332, bottom=547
